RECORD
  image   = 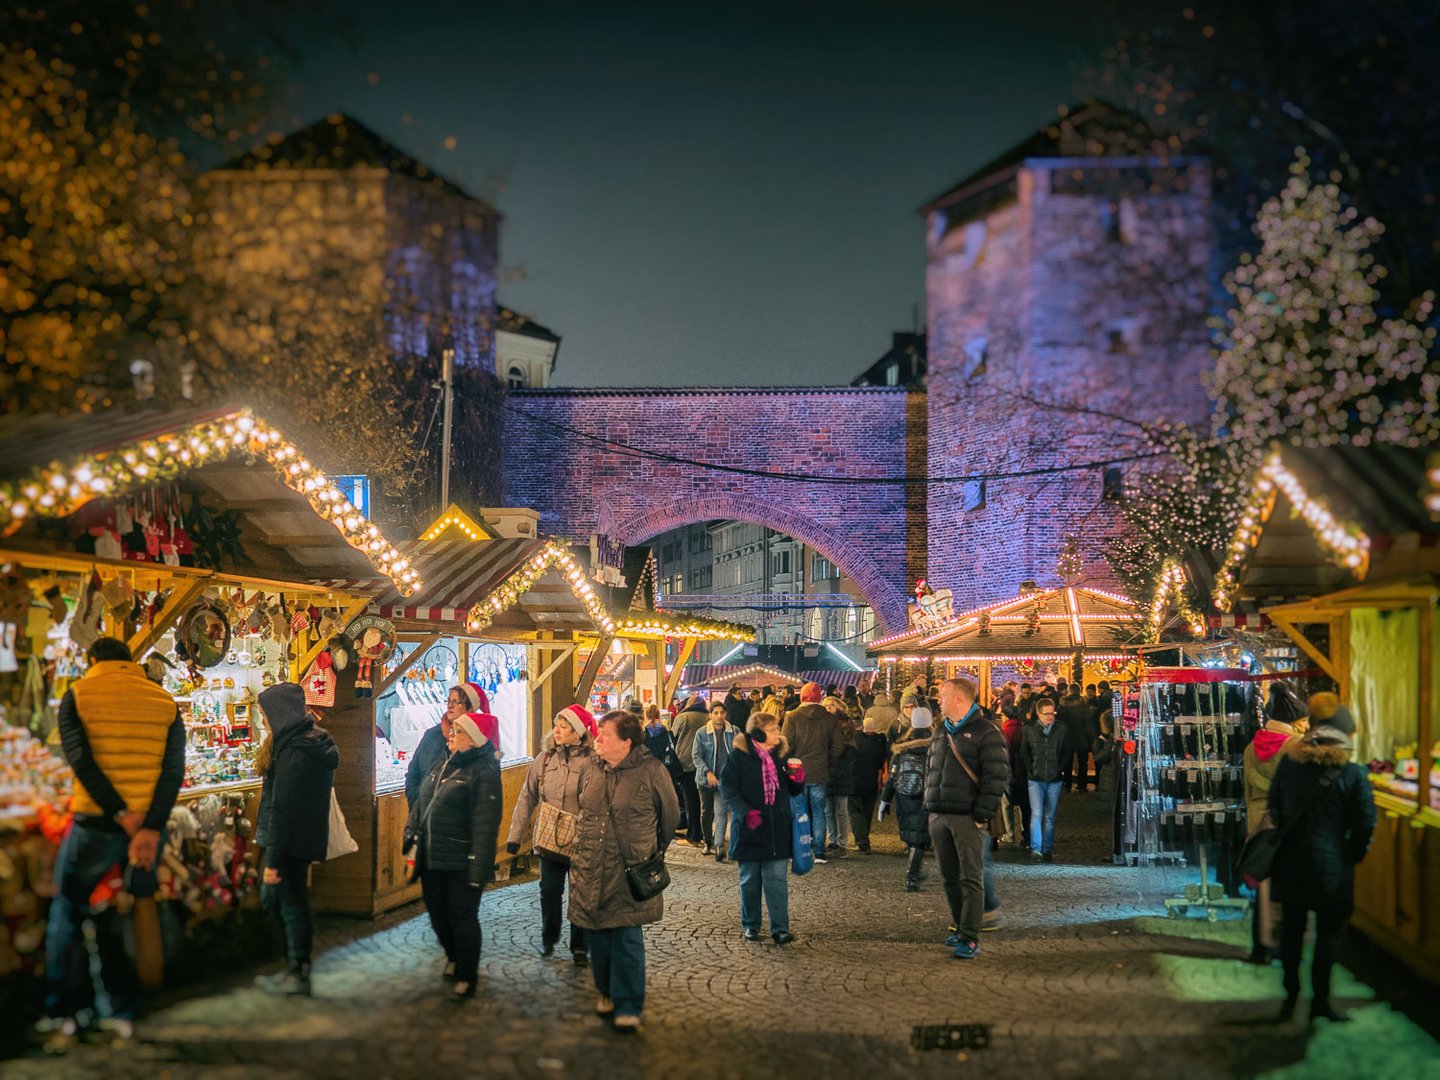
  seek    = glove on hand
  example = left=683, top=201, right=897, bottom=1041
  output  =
left=744, top=809, right=762, bottom=830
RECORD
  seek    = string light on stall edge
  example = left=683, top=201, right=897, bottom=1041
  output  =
left=613, top=615, right=755, bottom=643
left=1211, top=451, right=1370, bottom=611
left=465, top=542, right=617, bottom=635
left=0, top=408, right=421, bottom=597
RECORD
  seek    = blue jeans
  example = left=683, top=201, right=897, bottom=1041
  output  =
left=588, top=925, right=646, bottom=1018
left=738, top=859, right=790, bottom=934
left=804, top=783, right=830, bottom=851
left=45, top=818, right=155, bottom=1019
left=1028, top=780, right=1061, bottom=855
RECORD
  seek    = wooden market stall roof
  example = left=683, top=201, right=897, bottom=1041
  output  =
left=681, top=663, right=867, bottom=692
left=327, top=537, right=755, bottom=643
left=867, top=585, right=1142, bottom=661
left=0, top=406, right=418, bottom=595
left=1212, top=444, right=1438, bottom=612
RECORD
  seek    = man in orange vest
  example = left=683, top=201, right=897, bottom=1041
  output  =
left=41, top=636, right=183, bottom=1045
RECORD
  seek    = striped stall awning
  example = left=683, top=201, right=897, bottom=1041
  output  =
left=1208, top=613, right=1272, bottom=630
left=368, top=538, right=546, bottom=622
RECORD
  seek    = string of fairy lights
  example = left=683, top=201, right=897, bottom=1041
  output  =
left=0, top=408, right=422, bottom=596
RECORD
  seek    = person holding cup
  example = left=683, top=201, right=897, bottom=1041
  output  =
left=719, top=711, right=807, bottom=945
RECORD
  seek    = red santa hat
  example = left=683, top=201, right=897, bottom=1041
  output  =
left=555, top=705, right=597, bottom=740
left=452, top=714, right=490, bottom=751
left=465, top=710, right=501, bottom=754
left=454, top=682, right=490, bottom=713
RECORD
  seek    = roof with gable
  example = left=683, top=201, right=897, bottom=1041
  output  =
left=214, top=113, right=497, bottom=212
left=919, top=100, right=1167, bottom=222
left=497, top=304, right=562, bottom=344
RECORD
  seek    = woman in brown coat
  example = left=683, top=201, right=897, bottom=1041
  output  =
left=568, top=709, right=681, bottom=1034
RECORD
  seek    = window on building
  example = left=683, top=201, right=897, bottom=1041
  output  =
left=772, top=550, right=791, bottom=575
left=811, top=555, right=838, bottom=582
left=668, top=574, right=684, bottom=594
left=885, top=363, right=900, bottom=386
left=1103, top=466, right=1125, bottom=501
left=688, top=530, right=712, bottom=555
left=689, top=566, right=712, bottom=590
left=962, top=479, right=985, bottom=511
left=507, top=365, right=527, bottom=389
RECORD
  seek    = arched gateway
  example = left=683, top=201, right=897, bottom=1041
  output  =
left=500, top=386, right=927, bottom=632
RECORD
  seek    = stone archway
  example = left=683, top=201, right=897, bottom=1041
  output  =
left=612, top=493, right=909, bottom=633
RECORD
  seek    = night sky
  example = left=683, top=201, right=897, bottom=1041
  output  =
left=290, top=1, right=1110, bottom=387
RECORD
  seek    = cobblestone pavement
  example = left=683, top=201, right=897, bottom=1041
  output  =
left=8, top=794, right=1438, bottom=1080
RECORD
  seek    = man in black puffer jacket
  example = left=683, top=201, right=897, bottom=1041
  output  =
left=926, top=678, right=1008, bottom=959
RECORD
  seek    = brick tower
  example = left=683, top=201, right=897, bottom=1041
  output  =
left=923, top=105, right=1214, bottom=609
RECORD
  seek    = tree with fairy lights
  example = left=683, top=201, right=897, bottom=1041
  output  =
left=1207, top=151, right=1437, bottom=455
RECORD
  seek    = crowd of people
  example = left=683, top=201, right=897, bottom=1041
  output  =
left=37, top=644, right=1377, bottom=1045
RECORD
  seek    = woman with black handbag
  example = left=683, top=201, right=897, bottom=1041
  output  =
left=505, top=705, right=597, bottom=965
left=568, top=709, right=681, bottom=1034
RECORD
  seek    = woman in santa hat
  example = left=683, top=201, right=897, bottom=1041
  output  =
left=406, top=683, right=498, bottom=809
left=506, top=704, right=597, bottom=966
left=405, top=712, right=503, bottom=999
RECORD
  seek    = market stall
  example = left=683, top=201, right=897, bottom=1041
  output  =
left=309, top=535, right=754, bottom=915
left=1204, top=442, right=1439, bottom=978
left=0, top=406, right=415, bottom=1004
left=867, top=584, right=1145, bottom=700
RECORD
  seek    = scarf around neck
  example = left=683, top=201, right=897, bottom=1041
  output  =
left=757, top=743, right=779, bottom=805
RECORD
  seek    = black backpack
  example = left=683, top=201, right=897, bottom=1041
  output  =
left=892, top=753, right=925, bottom=798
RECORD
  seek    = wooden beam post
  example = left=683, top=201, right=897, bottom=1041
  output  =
left=663, top=637, right=699, bottom=706
left=372, top=634, right=442, bottom=699
left=574, top=634, right=613, bottom=704
left=294, top=596, right=370, bottom=676
left=1268, top=613, right=1339, bottom=682
left=532, top=643, right=580, bottom=691
left=127, top=577, right=209, bottom=658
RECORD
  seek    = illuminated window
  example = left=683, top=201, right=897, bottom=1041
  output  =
left=507, top=365, right=527, bottom=389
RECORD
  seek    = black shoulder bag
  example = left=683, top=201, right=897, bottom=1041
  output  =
left=1238, top=766, right=1339, bottom=880
left=606, top=788, right=671, bottom=902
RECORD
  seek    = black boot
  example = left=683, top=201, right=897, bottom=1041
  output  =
left=1310, top=1002, right=1349, bottom=1024
left=1275, top=994, right=1298, bottom=1023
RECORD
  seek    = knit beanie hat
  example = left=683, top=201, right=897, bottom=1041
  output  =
left=799, top=682, right=824, bottom=704
left=910, top=707, right=933, bottom=729
left=452, top=714, right=490, bottom=750
left=863, top=714, right=889, bottom=734
left=455, top=683, right=490, bottom=713
left=556, top=704, right=597, bottom=740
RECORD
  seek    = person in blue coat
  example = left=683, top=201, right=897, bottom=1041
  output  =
left=1267, top=697, right=1375, bottom=1024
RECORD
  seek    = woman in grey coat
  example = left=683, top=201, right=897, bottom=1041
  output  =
left=568, top=709, right=681, bottom=1034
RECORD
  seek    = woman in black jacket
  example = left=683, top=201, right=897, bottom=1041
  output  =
left=406, top=714, right=503, bottom=998
left=719, top=713, right=806, bottom=945
left=254, top=682, right=340, bottom=997
left=879, top=707, right=934, bottom=892
left=1268, top=701, right=1375, bottom=1024
left=849, top=716, right=890, bottom=853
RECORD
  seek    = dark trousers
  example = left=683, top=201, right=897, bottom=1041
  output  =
left=929, top=812, right=987, bottom=942
left=539, top=855, right=585, bottom=952
left=680, top=772, right=702, bottom=842
left=261, top=854, right=315, bottom=969
left=905, top=845, right=926, bottom=884
left=850, top=792, right=878, bottom=848
left=1062, top=746, right=1091, bottom=792
left=1280, top=904, right=1347, bottom=1007
left=422, top=868, right=483, bottom=983
left=43, top=818, right=143, bottom=1019
left=589, top=925, right=646, bottom=1018
left=1012, top=773, right=1032, bottom=842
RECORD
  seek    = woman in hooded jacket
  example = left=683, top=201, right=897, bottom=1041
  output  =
left=1267, top=694, right=1375, bottom=1024
left=505, top=705, right=597, bottom=966
left=253, top=683, right=340, bottom=998
left=719, top=711, right=806, bottom=945
left=879, top=707, right=934, bottom=892
left=406, top=714, right=503, bottom=999
left=1241, top=687, right=1308, bottom=964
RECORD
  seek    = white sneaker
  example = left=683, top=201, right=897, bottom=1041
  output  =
left=595, top=995, right=614, bottom=1017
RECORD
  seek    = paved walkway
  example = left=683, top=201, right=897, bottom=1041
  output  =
left=8, top=795, right=1438, bottom=1079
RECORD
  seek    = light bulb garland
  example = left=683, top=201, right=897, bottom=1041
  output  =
left=1211, top=452, right=1370, bottom=611
left=466, top=541, right=616, bottom=635
left=0, top=407, right=421, bottom=596
left=613, top=614, right=754, bottom=643
left=1146, top=561, right=1205, bottom=643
